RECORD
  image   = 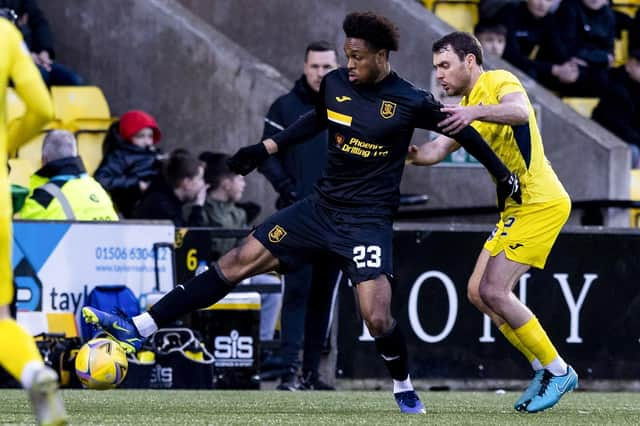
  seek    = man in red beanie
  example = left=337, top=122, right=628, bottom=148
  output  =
left=94, top=110, right=164, bottom=217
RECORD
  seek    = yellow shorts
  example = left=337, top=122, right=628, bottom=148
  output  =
left=0, top=209, right=12, bottom=306
left=483, top=197, right=571, bottom=269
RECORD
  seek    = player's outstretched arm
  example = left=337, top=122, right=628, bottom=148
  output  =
left=438, top=92, right=529, bottom=134
left=227, top=110, right=326, bottom=176
left=407, top=135, right=459, bottom=166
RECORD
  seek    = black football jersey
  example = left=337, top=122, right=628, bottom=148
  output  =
left=312, top=68, right=444, bottom=217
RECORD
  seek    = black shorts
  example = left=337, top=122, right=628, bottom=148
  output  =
left=253, top=197, right=393, bottom=284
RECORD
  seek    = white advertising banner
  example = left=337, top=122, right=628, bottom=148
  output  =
left=12, top=220, right=175, bottom=335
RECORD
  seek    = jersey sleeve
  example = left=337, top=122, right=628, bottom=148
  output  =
left=8, top=26, right=53, bottom=153
left=413, top=90, right=448, bottom=131
left=494, top=71, right=526, bottom=101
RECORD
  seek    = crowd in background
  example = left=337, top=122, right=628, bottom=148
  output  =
left=474, top=0, right=640, bottom=167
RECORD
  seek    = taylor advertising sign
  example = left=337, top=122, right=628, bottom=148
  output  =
left=12, top=221, right=175, bottom=334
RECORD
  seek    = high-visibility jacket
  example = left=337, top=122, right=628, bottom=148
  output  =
left=19, top=156, right=119, bottom=221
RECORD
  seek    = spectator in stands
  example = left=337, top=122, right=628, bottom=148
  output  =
left=494, top=0, right=581, bottom=87
left=94, top=110, right=164, bottom=218
left=474, top=20, right=507, bottom=58
left=194, top=152, right=260, bottom=258
left=592, top=49, right=640, bottom=168
left=0, top=0, right=84, bottom=86
left=19, top=130, right=118, bottom=220
left=538, top=0, right=615, bottom=96
left=132, top=149, right=207, bottom=226
left=193, top=152, right=281, bottom=342
left=258, top=40, right=340, bottom=391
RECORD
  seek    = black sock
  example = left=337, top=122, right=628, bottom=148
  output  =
left=374, top=321, right=409, bottom=382
left=149, top=263, right=235, bottom=327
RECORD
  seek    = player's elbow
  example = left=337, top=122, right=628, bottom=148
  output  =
left=512, top=104, right=529, bottom=125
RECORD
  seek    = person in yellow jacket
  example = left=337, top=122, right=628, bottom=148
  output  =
left=19, top=130, right=119, bottom=221
left=0, top=13, right=68, bottom=425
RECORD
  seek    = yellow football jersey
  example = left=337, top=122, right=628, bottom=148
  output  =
left=0, top=19, right=52, bottom=305
left=461, top=70, right=568, bottom=204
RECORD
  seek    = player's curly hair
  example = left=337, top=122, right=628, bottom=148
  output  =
left=343, top=11, right=399, bottom=52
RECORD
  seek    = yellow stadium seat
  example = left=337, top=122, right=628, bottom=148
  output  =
left=433, top=0, right=479, bottom=33
left=630, top=170, right=640, bottom=227
left=562, top=97, right=600, bottom=118
left=614, top=30, right=629, bottom=67
left=8, top=157, right=36, bottom=187
left=50, top=86, right=112, bottom=131
left=76, top=130, right=106, bottom=175
left=17, top=132, right=47, bottom=172
left=612, top=1, right=640, bottom=16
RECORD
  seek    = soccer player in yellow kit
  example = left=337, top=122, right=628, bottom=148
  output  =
left=408, top=31, right=577, bottom=413
left=0, top=15, right=68, bottom=425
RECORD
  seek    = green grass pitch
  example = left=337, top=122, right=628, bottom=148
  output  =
left=2, top=389, right=639, bottom=425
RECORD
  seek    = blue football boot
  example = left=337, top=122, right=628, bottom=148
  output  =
left=394, top=390, right=426, bottom=414
left=82, top=307, right=144, bottom=354
left=514, top=369, right=545, bottom=411
left=525, top=366, right=578, bottom=413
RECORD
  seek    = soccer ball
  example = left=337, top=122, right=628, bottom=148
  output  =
left=75, top=338, right=128, bottom=389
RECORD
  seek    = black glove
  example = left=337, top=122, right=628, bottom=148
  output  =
left=227, top=143, right=270, bottom=176
left=496, top=173, right=522, bottom=212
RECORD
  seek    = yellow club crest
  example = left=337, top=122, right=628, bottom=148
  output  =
left=268, top=225, right=287, bottom=243
left=380, top=100, right=396, bottom=119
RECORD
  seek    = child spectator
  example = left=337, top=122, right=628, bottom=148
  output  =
left=132, top=149, right=207, bottom=226
left=94, top=110, right=163, bottom=217
left=194, top=152, right=259, bottom=258
left=474, top=21, right=507, bottom=57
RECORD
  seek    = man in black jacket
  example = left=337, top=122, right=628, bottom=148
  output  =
left=592, top=49, right=640, bottom=167
left=258, top=41, right=341, bottom=391
left=494, top=0, right=581, bottom=88
left=0, top=0, right=83, bottom=85
left=538, top=0, right=615, bottom=96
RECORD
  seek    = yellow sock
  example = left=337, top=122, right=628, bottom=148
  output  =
left=513, top=316, right=559, bottom=366
left=499, top=322, right=536, bottom=363
left=0, top=319, right=43, bottom=384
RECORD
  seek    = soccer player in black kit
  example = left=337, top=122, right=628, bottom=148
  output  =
left=83, top=12, right=521, bottom=414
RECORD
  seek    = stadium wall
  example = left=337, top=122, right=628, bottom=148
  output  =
left=41, top=0, right=630, bottom=225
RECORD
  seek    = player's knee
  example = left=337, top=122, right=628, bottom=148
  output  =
left=363, top=312, right=392, bottom=337
left=478, top=280, right=504, bottom=310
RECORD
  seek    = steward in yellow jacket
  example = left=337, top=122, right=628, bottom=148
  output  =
left=19, top=131, right=119, bottom=221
